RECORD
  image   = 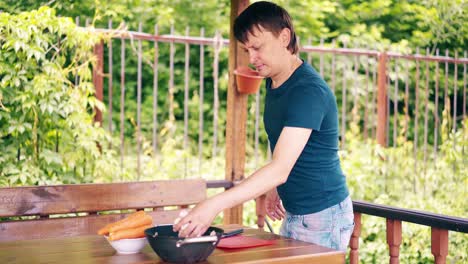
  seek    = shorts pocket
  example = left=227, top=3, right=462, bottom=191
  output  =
left=302, top=209, right=333, bottom=232
left=338, top=217, right=355, bottom=251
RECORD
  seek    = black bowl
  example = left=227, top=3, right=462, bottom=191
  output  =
left=145, top=225, right=223, bottom=263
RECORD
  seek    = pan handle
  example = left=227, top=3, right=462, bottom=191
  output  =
left=176, top=235, right=219, bottom=247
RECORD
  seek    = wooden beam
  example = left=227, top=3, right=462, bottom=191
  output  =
left=0, top=179, right=206, bottom=217
left=0, top=210, right=181, bottom=242
left=224, top=0, right=250, bottom=225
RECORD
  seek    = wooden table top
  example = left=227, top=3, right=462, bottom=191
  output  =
left=0, top=224, right=345, bottom=264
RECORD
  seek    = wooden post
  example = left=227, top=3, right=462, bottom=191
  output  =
left=224, top=0, right=250, bottom=225
left=93, top=40, right=104, bottom=126
left=376, top=52, right=388, bottom=146
left=349, top=213, right=361, bottom=264
left=386, top=219, right=402, bottom=264
left=431, top=228, right=448, bottom=264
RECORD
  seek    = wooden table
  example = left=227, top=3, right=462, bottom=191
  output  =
left=0, top=225, right=345, bottom=263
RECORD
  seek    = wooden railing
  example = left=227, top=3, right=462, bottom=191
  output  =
left=207, top=180, right=468, bottom=264
left=351, top=201, right=468, bottom=264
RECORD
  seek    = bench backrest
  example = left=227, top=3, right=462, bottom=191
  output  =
left=0, top=179, right=206, bottom=241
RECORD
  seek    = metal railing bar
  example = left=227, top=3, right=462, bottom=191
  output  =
left=108, top=20, right=114, bottom=136
left=404, top=60, right=410, bottom=141
left=153, top=24, right=159, bottom=154
left=444, top=50, right=449, bottom=108
left=198, top=28, right=205, bottom=177
left=184, top=26, right=190, bottom=178
left=212, top=31, right=221, bottom=166
left=119, top=37, right=126, bottom=176
left=75, top=17, right=80, bottom=86
left=352, top=55, right=359, bottom=127
left=464, top=51, right=467, bottom=121
left=363, top=56, right=370, bottom=139
left=463, top=51, right=467, bottom=159
left=169, top=25, right=175, bottom=123
left=433, top=49, right=440, bottom=159
left=331, top=40, right=336, bottom=93
left=413, top=48, right=420, bottom=187
left=423, top=48, right=430, bottom=171
left=371, top=55, right=377, bottom=140
left=136, top=22, right=143, bottom=180
left=452, top=52, right=458, bottom=174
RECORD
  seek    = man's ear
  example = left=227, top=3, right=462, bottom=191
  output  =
left=280, top=28, right=291, bottom=48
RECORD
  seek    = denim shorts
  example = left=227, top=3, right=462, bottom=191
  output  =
left=279, top=195, right=354, bottom=251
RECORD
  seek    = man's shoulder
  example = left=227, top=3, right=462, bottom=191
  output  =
left=294, top=63, right=328, bottom=88
left=289, top=64, right=335, bottom=109
left=292, top=69, right=331, bottom=96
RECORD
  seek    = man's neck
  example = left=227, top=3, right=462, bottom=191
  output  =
left=271, top=56, right=301, bottom=89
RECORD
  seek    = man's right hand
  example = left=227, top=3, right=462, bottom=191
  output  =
left=265, top=188, right=285, bottom=221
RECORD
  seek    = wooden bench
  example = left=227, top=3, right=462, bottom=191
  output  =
left=0, top=179, right=206, bottom=241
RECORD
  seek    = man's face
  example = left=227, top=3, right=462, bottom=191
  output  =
left=241, top=26, right=289, bottom=78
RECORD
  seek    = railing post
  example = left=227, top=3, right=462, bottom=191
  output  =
left=376, top=52, right=388, bottom=146
left=224, top=0, right=250, bottom=225
left=349, top=213, right=361, bottom=264
left=431, top=228, right=448, bottom=264
left=93, top=40, right=104, bottom=126
left=386, top=219, right=402, bottom=264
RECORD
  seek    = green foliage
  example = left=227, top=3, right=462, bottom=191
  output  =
left=1, top=0, right=465, bottom=53
left=0, top=7, right=119, bottom=185
left=314, top=0, right=466, bottom=55
left=0, top=0, right=231, bottom=36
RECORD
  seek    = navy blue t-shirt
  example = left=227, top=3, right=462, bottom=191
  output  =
left=264, top=60, right=349, bottom=215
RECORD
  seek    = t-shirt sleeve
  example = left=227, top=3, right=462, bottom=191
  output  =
left=284, top=83, right=329, bottom=131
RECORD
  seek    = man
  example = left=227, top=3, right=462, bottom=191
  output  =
left=174, top=1, right=354, bottom=251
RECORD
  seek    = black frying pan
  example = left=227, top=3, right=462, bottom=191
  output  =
left=145, top=225, right=243, bottom=263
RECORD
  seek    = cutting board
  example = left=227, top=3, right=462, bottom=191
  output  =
left=216, top=235, right=275, bottom=249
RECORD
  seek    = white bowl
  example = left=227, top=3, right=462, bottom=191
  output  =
left=105, top=236, right=147, bottom=254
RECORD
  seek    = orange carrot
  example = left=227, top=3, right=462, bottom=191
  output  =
left=98, top=223, right=113, bottom=235
left=97, top=211, right=147, bottom=235
left=109, top=224, right=152, bottom=241
left=108, top=214, right=153, bottom=233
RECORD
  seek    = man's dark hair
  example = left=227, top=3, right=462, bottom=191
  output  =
left=233, top=1, right=299, bottom=54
